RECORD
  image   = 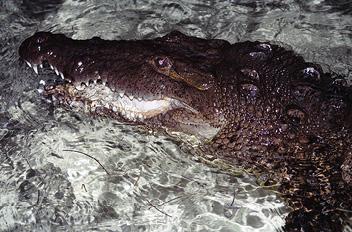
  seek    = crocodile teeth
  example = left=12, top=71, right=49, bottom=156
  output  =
left=39, top=63, right=43, bottom=69
left=119, top=92, right=124, bottom=98
left=50, top=64, right=54, bottom=70
left=25, top=61, right=32, bottom=68
left=54, top=68, right=59, bottom=75
left=60, top=72, right=64, bottom=79
left=33, top=65, right=38, bottom=74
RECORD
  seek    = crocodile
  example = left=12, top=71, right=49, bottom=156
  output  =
left=19, top=31, right=352, bottom=232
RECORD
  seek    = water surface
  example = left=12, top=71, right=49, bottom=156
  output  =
left=0, top=0, right=351, bottom=231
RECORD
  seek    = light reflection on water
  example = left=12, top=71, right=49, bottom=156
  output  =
left=1, top=92, right=287, bottom=231
left=0, top=0, right=351, bottom=231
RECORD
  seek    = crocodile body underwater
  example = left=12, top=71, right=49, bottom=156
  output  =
left=19, top=31, right=352, bottom=232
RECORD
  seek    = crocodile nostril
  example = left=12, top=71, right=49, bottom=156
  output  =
left=36, top=34, right=49, bottom=44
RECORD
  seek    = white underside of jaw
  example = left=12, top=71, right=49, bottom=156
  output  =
left=43, top=81, right=191, bottom=122
left=78, top=84, right=187, bottom=121
left=83, top=84, right=177, bottom=120
left=27, top=59, right=194, bottom=121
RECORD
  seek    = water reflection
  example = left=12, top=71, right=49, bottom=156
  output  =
left=0, top=0, right=351, bottom=231
left=0, top=96, right=287, bottom=231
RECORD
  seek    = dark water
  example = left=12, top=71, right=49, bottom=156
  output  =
left=0, top=0, right=351, bottom=231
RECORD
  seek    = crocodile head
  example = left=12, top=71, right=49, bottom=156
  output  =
left=19, top=31, right=232, bottom=139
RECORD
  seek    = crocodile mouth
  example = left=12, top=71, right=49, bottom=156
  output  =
left=25, top=60, right=195, bottom=122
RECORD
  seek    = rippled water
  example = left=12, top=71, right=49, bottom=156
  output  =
left=1, top=0, right=351, bottom=231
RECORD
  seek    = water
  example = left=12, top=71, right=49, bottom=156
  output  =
left=0, top=0, right=351, bottom=231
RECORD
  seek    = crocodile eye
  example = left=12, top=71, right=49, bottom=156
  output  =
left=149, top=55, right=174, bottom=76
left=155, top=56, right=172, bottom=68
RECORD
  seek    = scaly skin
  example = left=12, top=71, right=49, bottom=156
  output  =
left=19, top=31, right=352, bottom=231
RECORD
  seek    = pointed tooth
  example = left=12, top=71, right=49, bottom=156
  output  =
left=128, top=95, right=134, bottom=101
left=37, top=88, right=44, bottom=94
left=39, top=79, right=46, bottom=85
left=60, top=72, right=64, bottom=79
left=112, top=106, right=117, bottom=112
left=119, top=92, right=124, bottom=98
left=33, top=65, right=38, bottom=74
left=137, top=97, right=143, bottom=101
left=25, top=61, right=32, bottom=68
left=39, top=63, right=43, bottom=69
left=54, top=68, right=59, bottom=75
left=50, top=64, right=54, bottom=70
